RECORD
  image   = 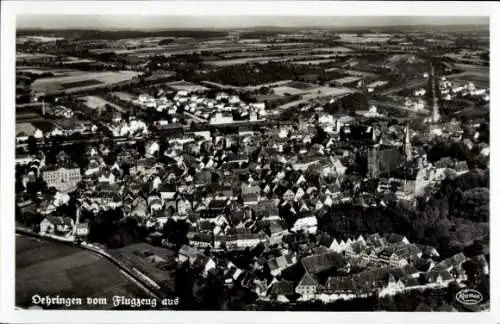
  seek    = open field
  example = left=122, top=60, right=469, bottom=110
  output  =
left=301, top=86, right=354, bottom=100
left=273, top=85, right=312, bottom=96
left=244, top=80, right=292, bottom=91
left=82, top=95, right=127, bottom=113
left=338, top=34, right=392, bottom=43
left=452, top=63, right=489, bottom=75
left=30, top=71, right=140, bottom=94
left=17, top=67, right=86, bottom=77
left=16, top=235, right=148, bottom=309
left=286, top=81, right=317, bottom=90
left=167, top=80, right=209, bottom=92
left=61, top=79, right=103, bottom=89
left=16, top=52, right=56, bottom=60
left=205, top=56, right=282, bottom=66
left=292, top=59, right=337, bottom=65
left=201, top=81, right=242, bottom=90
left=111, top=91, right=136, bottom=102
left=447, top=69, right=489, bottom=85
left=324, top=67, right=378, bottom=78
left=312, top=46, right=354, bottom=53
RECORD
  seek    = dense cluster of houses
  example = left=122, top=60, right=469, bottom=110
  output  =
left=14, top=88, right=490, bottom=305
left=129, top=90, right=266, bottom=126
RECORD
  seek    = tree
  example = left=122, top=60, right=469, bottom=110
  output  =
left=456, top=187, right=489, bottom=222
left=27, top=136, right=38, bottom=155
left=450, top=142, right=471, bottom=161
left=464, top=240, right=485, bottom=258
left=16, top=179, right=26, bottom=193
left=136, top=140, right=146, bottom=157
left=462, top=259, right=480, bottom=285
left=175, top=262, right=195, bottom=309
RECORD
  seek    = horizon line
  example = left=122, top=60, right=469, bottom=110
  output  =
left=16, top=15, right=489, bottom=30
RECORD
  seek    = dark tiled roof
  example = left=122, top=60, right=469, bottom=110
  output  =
left=301, top=251, right=346, bottom=274
left=325, top=276, right=357, bottom=293
left=209, top=199, right=228, bottom=209
left=45, top=216, right=73, bottom=226
left=400, top=277, right=419, bottom=287
left=385, top=233, right=408, bottom=244
left=179, top=245, right=199, bottom=258
left=191, top=233, right=212, bottom=243
left=297, top=271, right=318, bottom=287
left=268, top=280, right=295, bottom=296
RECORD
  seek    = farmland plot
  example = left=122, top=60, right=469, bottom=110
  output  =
left=16, top=235, right=148, bottom=309
left=31, top=71, right=141, bottom=94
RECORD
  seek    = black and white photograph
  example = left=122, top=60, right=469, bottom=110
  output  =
left=1, top=1, right=498, bottom=323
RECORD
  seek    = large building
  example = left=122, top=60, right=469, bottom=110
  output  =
left=42, top=167, right=82, bottom=192
left=367, top=125, right=410, bottom=178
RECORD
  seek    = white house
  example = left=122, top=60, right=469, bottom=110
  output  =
left=291, top=215, right=318, bottom=234
left=40, top=216, right=74, bottom=235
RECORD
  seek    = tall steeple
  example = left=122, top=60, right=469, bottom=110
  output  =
left=430, top=63, right=440, bottom=123
left=367, top=126, right=381, bottom=179
left=404, top=122, right=412, bottom=161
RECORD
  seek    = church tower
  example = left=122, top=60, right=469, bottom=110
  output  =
left=429, top=63, right=441, bottom=123
left=404, top=122, right=412, bottom=161
left=367, top=126, right=381, bottom=178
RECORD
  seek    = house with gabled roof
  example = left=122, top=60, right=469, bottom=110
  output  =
left=329, top=238, right=347, bottom=252
left=130, top=195, right=148, bottom=219
left=176, top=197, right=192, bottom=216
left=424, top=270, right=454, bottom=286
left=267, top=254, right=296, bottom=277
left=190, top=232, right=213, bottom=249
left=75, top=222, right=89, bottom=238
left=16, top=122, right=43, bottom=143
left=267, top=280, right=296, bottom=303
left=344, top=240, right=368, bottom=258
left=433, top=252, right=467, bottom=271
left=266, top=219, right=289, bottom=244
left=291, top=213, right=317, bottom=234
left=282, top=189, right=295, bottom=201
left=416, top=244, right=440, bottom=258
left=177, top=244, right=200, bottom=265
left=37, top=199, right=57, bottom=216
left=295, top=271, right=319, bottom=298
left=325, top=276, right=361, bottom=298
left=40, top=216, right=74, bottom=235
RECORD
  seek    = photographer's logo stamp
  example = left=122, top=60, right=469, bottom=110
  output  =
left=455, top=289, right=483, bottom=305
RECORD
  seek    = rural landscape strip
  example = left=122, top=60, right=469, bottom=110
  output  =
left=15, top=228, right=166, bottom=304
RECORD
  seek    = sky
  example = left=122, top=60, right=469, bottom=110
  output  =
left=17, top=15, right=489, bottom=30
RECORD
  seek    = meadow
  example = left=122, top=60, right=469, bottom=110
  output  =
left=16, top=235, right=147, bottom=309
